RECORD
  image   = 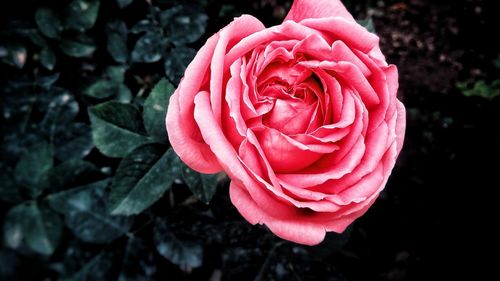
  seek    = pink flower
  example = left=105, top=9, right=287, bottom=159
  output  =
left=166, top=0, right=406, bottom=245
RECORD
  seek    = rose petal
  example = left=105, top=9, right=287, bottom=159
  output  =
left=210, top=15, right=267, bottom=125
left=195, top=91, right=297, bottom=217
left=225, top=58, right=248, bottom=137
left=230, top=181, right=326, bottom=246
left=395, top=101, right=406, bottom=155
left=324, top=61, right=380, bottom=107
left=300, top=17, right=379, bottom=53
left=253, top=127, right=328, bottom=173
left=177, top=34, right=219, bottom=112
left=277, top=92, right=366, bottom=186
left=291, top=33, right=332, bottom=60
left=166, top=90, right=222, bottom=173
left=353, top=50, right=398, bottom=132
left=263, top=99, right=317, bottom=135
left=310, top=121, right=390, bottom=195
left=239, top=138, right=341, bottom=213
left=284, top=0, right=355, bottom=23
left=323, top=195, right=377, bottom=232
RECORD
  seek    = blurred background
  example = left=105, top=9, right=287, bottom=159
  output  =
left=1, top=0, right=498, bottom=280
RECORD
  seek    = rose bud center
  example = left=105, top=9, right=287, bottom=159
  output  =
left=257, top=61, right=324, bottom=135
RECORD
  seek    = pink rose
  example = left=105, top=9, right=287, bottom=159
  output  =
left=166, top=0, right=406, bottom=245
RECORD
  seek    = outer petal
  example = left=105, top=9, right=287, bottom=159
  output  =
left=210, top=15, right=266, bottom=124
left=230, top=181, right=326, bottom=246
left=284, top=0, right=355, bottom=23
left=395, top=101, right=406, bottom=155
left=167, top=15, right=266, bottom=173
left=166, top=33, right=222, bottom=173
left=166, top=91, right=222, bottom=173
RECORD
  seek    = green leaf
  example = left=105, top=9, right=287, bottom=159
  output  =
left=61, top=249, right=119, bottom=281
left=117, top=0, right=134, bottom=9
left=107, top=32, right=129, bottom=63
left=118, top=237, right=156, bottom=280
left=22, top=28, right=48, bottom=47
left=51, top=240, right=94, bottom=276
left=116, top=85, right=133, bottom=103
left=159, top=5, right=208, bottom=45
left=0, top=164, right=22, bottom=203
left=108, top=145, right=181, bottom=216
left=46, top=179, right=134, bottom=243
left=35, top=7, right=63, bottom=39
left=457, top=80, right=500, bottom=100
left=40, top=47, right=56, bottom=70
left=131, top=32, right=167, bottom=63
left=54, top=123, right=94, bottom=161
left=43, top=159, right=101, bottom=192
left=130, top=20, right=154, bottom=34
left=85, top=80, right=120, bottom=99
left=85, top=66, right=130, bottom=99
left=103, top=65, right=127, bottom=83
left=40, top=91, right=79, bottom=139
left=154, top=219, right=203, bottom=268
left=35, top=73, right=60, bottom=89
left=59, top=35, right=96, bottom=58
left=357, top=18, right=375, bottom=33
left=64, top=0, right=100, bottom=31
left=143, top=78, right=173, bottom=143
left=3, top=201, right=62, bottom=255
left=164, top=47, right=196, bottom=84
left=14, top=142, right=53, bottom=198
left=88, top=101, right=149, bottom=158
left=181, top=165, right=219, bottom=204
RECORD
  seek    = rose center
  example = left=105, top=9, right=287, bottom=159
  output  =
left=256, top=62, right=324, bottom=135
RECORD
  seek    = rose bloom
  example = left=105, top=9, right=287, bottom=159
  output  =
left=166, top=0, right=405, bottom=245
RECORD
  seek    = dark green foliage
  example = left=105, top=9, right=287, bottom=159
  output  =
left=0, top=0, right=219, bottom=269
left=108, top=145, right=181, bottom=215
left=107, top=32, right=129, bottom=63
left=59, top=248, right=119, bottom=281
left=43, top=159, right=102, bottom=192
left=46, top=179, right=134, bottom=243
left=89, top=101, right=149, bottom=157
left=3, top=201, right=62, bottom=255
left=118, top=237, right=157, bottom=280
left=35, top=7, right=63, bottom=39
left=59, top=36, right=97, bottom=58
left=131, top=32, right=167, bottom=63
left=164, top=47, right=196, bottom=84
left=357, top=17, right=375, bottom=33
left=159, top=5, right=208, bottom=45
left=143, top=78, right=174, bottom=143
left=64, top=0, right=100, bottom=32
left=181, top=164, right=219, bottom=204
left=85, top=66, right=132, bottom=102
left=0, top=165, right=22, bottom=204
left=39, top=47, right=56, bottom=70
left=106, top=20, right=129, bottom=63
left=53, top=123, right=94, bottom=161
left=154, top=218, right=203, bottom=269
left=14, top=142, right=54, bottom=198
left=457, top=79, right=500, bottom=100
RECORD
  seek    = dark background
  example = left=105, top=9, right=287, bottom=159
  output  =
left=1, top=0, right=499, bottom=280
